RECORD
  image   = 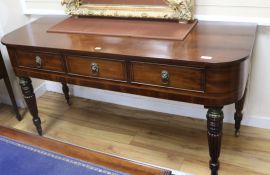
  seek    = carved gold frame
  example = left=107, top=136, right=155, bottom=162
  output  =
left=61, top=0, right=194, bottom=21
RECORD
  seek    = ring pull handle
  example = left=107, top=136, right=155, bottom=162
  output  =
left=91, top=63, right=99, bottom=75
left=161, top=70, right=169, bottom=84
left=35, top=56, right=42, bottom=68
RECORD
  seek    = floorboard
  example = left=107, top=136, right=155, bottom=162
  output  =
left=1, top=91, right=270, bottom=175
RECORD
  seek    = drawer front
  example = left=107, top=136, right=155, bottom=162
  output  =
left=66, top=56, right=127, bottom=81
left=131, top=62, right=204, bottom=91
left=16, top=50, right=64, bottom=72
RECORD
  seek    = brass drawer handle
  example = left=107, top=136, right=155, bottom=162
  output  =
left=35, top=56, right=42, bottom=68
left=91, top=63, right=99, bottom=74
left=161, top=70, right=169, bottom=84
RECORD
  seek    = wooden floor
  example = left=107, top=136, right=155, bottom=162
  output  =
left=1, top=91, right=270, bottom=175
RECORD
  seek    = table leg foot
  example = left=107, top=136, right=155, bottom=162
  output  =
left=16, top=114, right=22, bottom=121
left=19, top=77, right=42, bottom=136
left=206, top=107, right=223, bottom=175
left=62, top=82, right=71, bottom=105
left=234, top=87, right=247, bottom=137
left=33, top=117, right=42, bottom=136
left=210, top=161, right=219, bottom=175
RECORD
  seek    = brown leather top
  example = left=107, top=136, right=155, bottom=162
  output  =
left=1, top=16, right=257, bottom=65
left=48, top=17, right=197, bottom=41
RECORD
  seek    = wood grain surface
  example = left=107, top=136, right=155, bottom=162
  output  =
left=2, top=16, right=256, bottom=65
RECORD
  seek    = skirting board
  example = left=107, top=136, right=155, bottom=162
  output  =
left=2, top=80, right=270, bottom=129
left=44, top=81, right=270, bottom=130
left=0, top=81, right=47, bottom=108
left=0, top=94, right=25, bottom=108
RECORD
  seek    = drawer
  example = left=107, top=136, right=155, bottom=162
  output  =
left=16, top=50, right=64, bottom=72
left=66, top=56, right=127, bottom=81
left=131, top=62, right=204, bottom=91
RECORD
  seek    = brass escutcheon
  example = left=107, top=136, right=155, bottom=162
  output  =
left=91, top=63, right=99, bottom=75
left=161, top=70, right=169, bottom=84
left=35, top=56, right=42, bottom=68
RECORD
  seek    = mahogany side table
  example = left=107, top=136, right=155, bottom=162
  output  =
left=1, top=16, right=257, bottom=175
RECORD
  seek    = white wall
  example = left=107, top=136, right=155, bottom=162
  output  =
left=244, top=26, right=270, bottom=128
left=1, top=0, right=270, bottom=129
left=23, top=0, right=270, bottom=25
left=0, top=0, right=44, bottom=107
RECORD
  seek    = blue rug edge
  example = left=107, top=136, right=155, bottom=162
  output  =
left=0, top=136, right=128, bottom=175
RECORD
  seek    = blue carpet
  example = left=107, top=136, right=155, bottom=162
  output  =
left=0, top=136, right=129, bottom=175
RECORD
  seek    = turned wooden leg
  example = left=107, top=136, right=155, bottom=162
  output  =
left=62, top=82, right=71, bottom=105
left=234, top=88, right=247, bottom=137
left=2, top=67, right=22, bottom=121
left=19, top=77, right=42, bottom=136
left=206, top=107, right=224, bottom=175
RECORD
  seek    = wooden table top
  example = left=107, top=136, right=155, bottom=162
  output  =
left=0, top=126, right=171, bottom=175
left=2, top=16, right=257, bottom=66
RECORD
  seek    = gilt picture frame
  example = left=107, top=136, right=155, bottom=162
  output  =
left=61, top=0, right=194, bottom=21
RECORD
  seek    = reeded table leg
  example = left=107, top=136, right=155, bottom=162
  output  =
left=62, top=82, right=71, bottom=105
left=234, top=88, right=247, bottom=137
left=206, top=107, right=224, bottom=175
left=19, top=77, right=42, bottom=136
